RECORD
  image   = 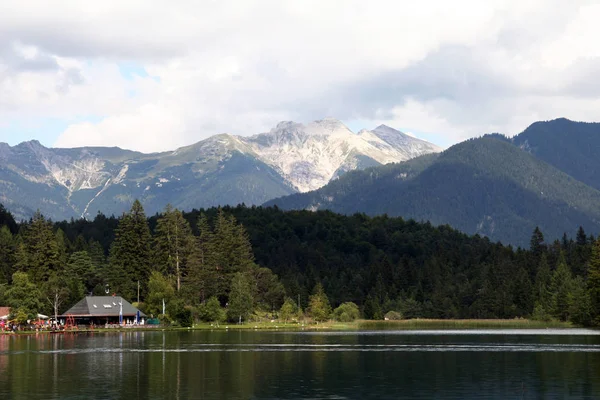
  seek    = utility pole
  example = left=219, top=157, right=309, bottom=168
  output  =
left=137, top=280, right=140, bottom=303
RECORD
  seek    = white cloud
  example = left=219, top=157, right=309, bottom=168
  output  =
left=1, top=0, right=600, bottom=151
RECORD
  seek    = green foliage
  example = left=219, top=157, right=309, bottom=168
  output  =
left=332, top=302, right=360, bottom=322
left=0, top=226, right=16, bottom=284
left=43, top=273, right=70, bottom=319
left=17, top=211, right=61, bottom=283
left=198, top=297, right=225, bottom=322
left=4, top=200, right=600, bottom=328
left=364, top=294, right=383, bottom=320
left=533, top=254, right=552, bottom=312
left=308, top=283, right=332, bottom=322
left=167, top=298, right=193, bottom=327
left=146, top=271, right=175, bottom=317
left=569, top=277, right=593, bottom=326
left=66, top=251, right=97, bottom=294
left=588, top=238, right=600, bottom=324
left=252, top=267, right=285, bottom=311
left=279, top=297, right=298, bottom=322
left=513, top=118, right=600, bottom=192
left=384, top=311, right=403, bottom=320
left=268, top=134, right=600, bottom=247
left=531, top=302, right=552, bottom=322
left=550, top=254, right=572, bottom=321
left=227, top=273, right=254, bottom=323
left=108, top=200, right=152, bottom=300
left=5, top=272, right=43, bottom=321
left=153, top=205, right=194, bottom=291
left=184, top=211, right=262, bottom=308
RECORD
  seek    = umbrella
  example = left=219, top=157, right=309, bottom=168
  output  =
left=37, top=314, right=49, bottom=319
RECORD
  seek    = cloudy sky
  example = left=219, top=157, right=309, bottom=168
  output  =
left=1, top=0, right=600, bottom=152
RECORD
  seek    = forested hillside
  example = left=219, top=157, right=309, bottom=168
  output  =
left=267, top=135, right=600, bottom=246
left=2, top=202, right=600, bottom=326
left=513, top=118, right=600, bottom=191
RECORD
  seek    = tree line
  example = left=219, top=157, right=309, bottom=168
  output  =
left=2, top=202, right=600, bottom=326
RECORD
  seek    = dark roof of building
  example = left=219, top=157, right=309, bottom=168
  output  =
left=60, top=296, right=146, bottom=318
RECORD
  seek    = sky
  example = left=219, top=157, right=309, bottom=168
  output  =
left=2, top=0, right=600, bottom=152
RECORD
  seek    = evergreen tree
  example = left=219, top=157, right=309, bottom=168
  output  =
left=364, top=294, right=383, bottom=319
left=213, top=211, right=257, bottom=301
left=530, top=227, right=546, bottom=257
left=252, top=267, right=285, bottom=311
left=227, top=272, right=254, bottom=323
left=308, top=283, right=332, bottom=322
left=569, top=277, right=592, bottom=326
left=576, top=226, right=587, bottom=246
left=588, top=236, right=600, bottom=324
left=66, top=251, right=97, bottom=293
left=550, top=254, right=572, bottom=321
left=153, top=205, right=194, bottom=291
left=17, top=211, right=60, bottom=283
left=0, top=204, right=18, bottom=234
left=108, top=200, right=152, bottom=301
left=55, top=228, right=69, bottom=267
left=184, top=213, right=217, bottom=304
left=533, top=254, right=552, bottom=313
left=511, top=267, right=532, bottom=316
left=0, top=226, right=16, bottom=284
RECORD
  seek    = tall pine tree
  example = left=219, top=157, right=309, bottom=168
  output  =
left=153, top=205, right=194, bottom=291
left=108, top=200, right=152, bottom=301
left=550, top=253, right=572, bottom=321
left=184, top=213, right=217, bottom=304
left=588, top=236, right=600, bottom=325
left=17, top=211, right=60, bottom=283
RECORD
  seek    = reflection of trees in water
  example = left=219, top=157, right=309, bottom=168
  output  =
left=1, top=332, right=600, bottom=398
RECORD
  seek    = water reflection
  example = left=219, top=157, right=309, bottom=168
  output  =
left=0, top=330, right=599, bottom=399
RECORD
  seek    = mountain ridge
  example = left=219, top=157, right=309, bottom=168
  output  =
left=266, top=119, right=600, bottom=246
left=0, top=118, right=439, bottom=221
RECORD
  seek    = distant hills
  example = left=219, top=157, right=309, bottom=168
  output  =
left=0, top=118, right=439, bottom=221
left=267, top=119, right=600, bottom=246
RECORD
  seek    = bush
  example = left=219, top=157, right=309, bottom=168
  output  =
left=531, top=302, right=552, bottom=322
left=198, top=297, right=226, bottom=322
left=332, top=302, right=360, bottom=322
left=384, top=311, right=403, bottom=321
left=174, top=307, right=193, bottom=328
left=158, top=314, right=172, bottom=326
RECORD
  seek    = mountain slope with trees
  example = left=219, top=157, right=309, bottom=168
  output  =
left=513, top=118, right=600, bottom=191
left=266, top=135, right=600, bottom=246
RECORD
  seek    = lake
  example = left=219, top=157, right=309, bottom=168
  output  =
left=1, top=329, right=600, bottom=399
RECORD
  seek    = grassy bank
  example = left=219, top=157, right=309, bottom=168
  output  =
left=191, top=318, right=575, bottom=331
left=0, top=318, right=577, bottom=335
left=357, top=319, right=574, bottom=330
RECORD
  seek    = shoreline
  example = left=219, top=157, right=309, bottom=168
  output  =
left=0, top=318, right=578, bottom=335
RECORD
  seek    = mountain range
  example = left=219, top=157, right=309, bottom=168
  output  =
left=267, top=118, right=600, bottom=246
left=0, top=118, right=440, bottom=221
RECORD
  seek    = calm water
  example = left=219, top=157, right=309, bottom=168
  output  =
left=1, top=329, right=600, bottom=399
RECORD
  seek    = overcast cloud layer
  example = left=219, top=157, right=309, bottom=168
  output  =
left=1, top=0, right=600, bottom=152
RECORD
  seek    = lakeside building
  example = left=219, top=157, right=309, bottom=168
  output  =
left=60, top=296, right=146, bottom=326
